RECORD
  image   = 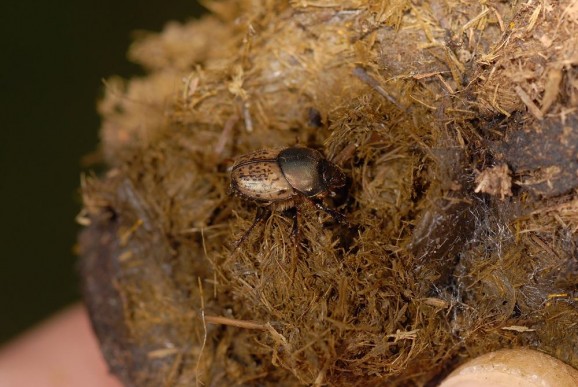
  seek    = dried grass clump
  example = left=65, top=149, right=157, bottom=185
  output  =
left=80, top=1, right=578, bottom=385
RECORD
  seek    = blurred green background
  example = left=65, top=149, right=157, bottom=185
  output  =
left=0, top=1, right=204, bottom=344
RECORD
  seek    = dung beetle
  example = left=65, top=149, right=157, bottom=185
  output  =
left=230, top=146, right=346, bottom=247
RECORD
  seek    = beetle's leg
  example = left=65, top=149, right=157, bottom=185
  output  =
left=287, top=206, right=299, bottom=240
left=233, top=206, right=271, bottom=249
left=286, top=206, right=302, bottom=279
left=285, top=206, right=303, bottom=253
left=309, top=198, right=347, bottom=224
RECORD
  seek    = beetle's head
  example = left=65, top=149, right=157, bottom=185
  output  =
left=320, top=159, right=346, bottom=194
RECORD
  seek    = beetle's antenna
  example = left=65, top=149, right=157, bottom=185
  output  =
left=233, top=206, right=271, bottom=250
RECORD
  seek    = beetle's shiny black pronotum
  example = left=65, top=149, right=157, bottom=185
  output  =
left=230, top=146, right=346, bottom=247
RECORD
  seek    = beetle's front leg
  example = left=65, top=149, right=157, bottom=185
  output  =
left=309, top=198, right=346, bottom=225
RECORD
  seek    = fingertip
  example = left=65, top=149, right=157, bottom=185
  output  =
left=0, top=304, right=122, bottom=387
left=440, top=348, right=578, bottom=387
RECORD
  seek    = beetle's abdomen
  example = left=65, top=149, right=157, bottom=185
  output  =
left=231, top=149, right=295, bottom=202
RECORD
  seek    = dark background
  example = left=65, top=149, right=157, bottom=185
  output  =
left=0, top=1, right=204, bottom=344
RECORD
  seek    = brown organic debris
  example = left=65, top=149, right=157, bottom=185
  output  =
left=474, top=164, right=512, bottom=199
left=79, top=1, right=578, bottom=385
